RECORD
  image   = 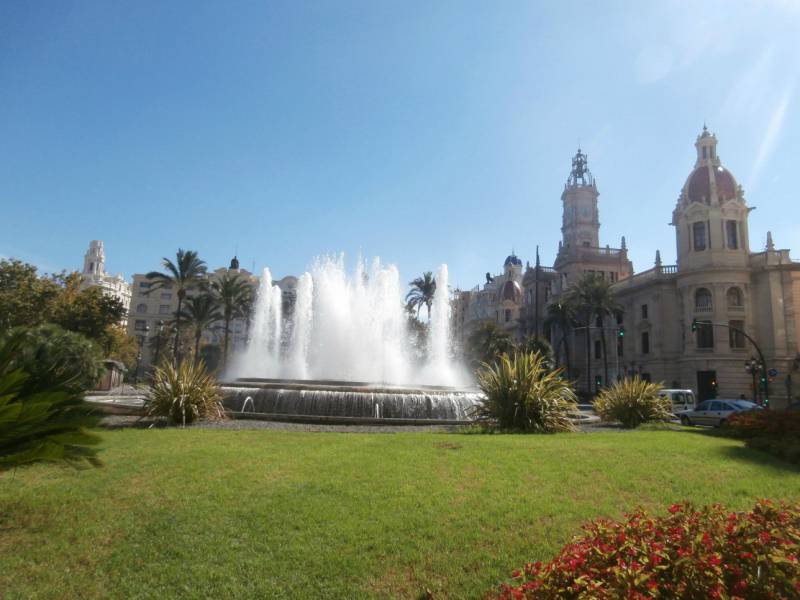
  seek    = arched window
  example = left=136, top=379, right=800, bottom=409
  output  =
left=695, top=288, right=713, bottom=312
left=726, top=287, right=743, bottom=309
left=136, top=303, right=147, bottom=313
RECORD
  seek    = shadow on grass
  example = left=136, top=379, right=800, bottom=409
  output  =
left=678, top=426, right=800, bottom=473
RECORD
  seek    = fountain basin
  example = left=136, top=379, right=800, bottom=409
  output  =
left=221, top=378, right=483, bottom=425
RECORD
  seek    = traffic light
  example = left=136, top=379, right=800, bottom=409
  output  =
left=691, top=319, right=698, bottom=332
left=618, top=326, right=625, bottom=338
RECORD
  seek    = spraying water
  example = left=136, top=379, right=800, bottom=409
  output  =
left=233, top=255, right=466, bottom=386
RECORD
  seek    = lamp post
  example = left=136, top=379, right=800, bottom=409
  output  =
left=154, top=320, right=164, bottom=367
left=133, top=323, right=150, bottom=385
left=744, top=357, right=763, bottom=403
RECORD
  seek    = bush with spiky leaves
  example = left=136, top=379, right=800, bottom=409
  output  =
left=474, top=352, right=577, bottom=433
left=147, top=360, right=224, bottom=426
left=594, top=377, right=671, bottom=428
left=0, top=331, right=102, bottom=472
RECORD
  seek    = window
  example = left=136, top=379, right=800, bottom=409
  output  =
left=702, top=147, right=707, bottom=159
left=160, top=292, right=172, bottom=300
left=726, top=220, right=738, bottom=249
left=641, top=304, right=648, bottom=319
left=139, top=282, right=151, bottom=289
left=726, top=287, right=743, bottom=309
left=610, top=271, right=617, bottom=283
left=693, top=222, right=707, bottom=251
left=696, top=322, right=714, bottom=349
left=595, top=315, right=603, bottom=327
left=710, top=402, right=723, bottom=412
left=136, top=303, right=147, bottom=313
left=594, top=340, right=602, bottom=359
left=134, top=319, right=147, bottom=331
left=729, top=320, right=746, bottom=349
left=159, top=305, right=170, bottom=315
left=504, top=309, right=511, bottom=323
left=697, top=401, right=711, bottom=411
left=641, top=331, right=650, bottom=354
left=695, top=288, right=713, bottom=312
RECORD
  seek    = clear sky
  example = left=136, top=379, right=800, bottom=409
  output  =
left=1, top=1, right=798, bottom=289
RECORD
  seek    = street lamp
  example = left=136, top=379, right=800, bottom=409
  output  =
left=133, top=323, right=151, bottom=385
left=744, top=357, right=762, bottom=403
left=154, top=320, right=164, bottom=367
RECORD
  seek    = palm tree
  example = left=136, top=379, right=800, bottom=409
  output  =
left=405, top=272, right=437, bottom=321
left=175, top=294, right=222, bottom=364
left=545, top=299, right=577, bottom=377
left=467, top=320, right=515, bottom=367
left=211, top=273, right=251, bottom=369
left=146, top=249, right=207, bottom=365
left=519, top=335, right=556, bottom=371
left=568, top=274, right=622, bottom=394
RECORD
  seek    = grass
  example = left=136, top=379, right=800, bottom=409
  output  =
left=1, top=429, right=799, bottom=599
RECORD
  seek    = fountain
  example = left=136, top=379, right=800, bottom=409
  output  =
left=221, top=255, right=480, bottom=424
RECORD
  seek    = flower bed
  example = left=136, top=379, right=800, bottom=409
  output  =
left=497, top=500, right=799, bottom=599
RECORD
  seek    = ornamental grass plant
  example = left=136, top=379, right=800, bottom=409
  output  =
left=497, top=500, right=800, bottom=599
left=474, top=351, right=577, bottom=433
left=147, top=360, right=225, bottom=426
left=594, top=377, right=671, bottom=428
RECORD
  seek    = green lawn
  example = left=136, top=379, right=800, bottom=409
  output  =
left=1, top=429, right=799, bottom=599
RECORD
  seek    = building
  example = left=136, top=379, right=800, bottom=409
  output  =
left=79, top=240, right=132, bottom=325
left=611, top=128, right=800, bottom=405
left=454, top=128, right=800, bottom=407
left=127, top=256, right=261, bottom=369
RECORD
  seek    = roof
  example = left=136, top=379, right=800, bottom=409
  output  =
left=685, top=164, right=737, bottom=204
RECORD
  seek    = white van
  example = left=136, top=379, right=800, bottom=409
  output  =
left=658, top=389, right=696, bottom=414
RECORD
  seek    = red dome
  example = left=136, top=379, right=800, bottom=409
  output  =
left=686, top=165, right=737, bottom=203
left=499, top=280, right=522, bottom=302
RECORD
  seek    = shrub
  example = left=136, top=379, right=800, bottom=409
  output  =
left=724, top=410, right=800, bottom=464
left=4, top=324, right=102, bottom=394
left=497, top=500, right=800, bottom=599
left=147, top=360, right=225, bottom=426
left=0, top=331, right=102, bottom=471
left=594, top=377, right=671, bottom=428
left=474, top=352, right=577, bottom=433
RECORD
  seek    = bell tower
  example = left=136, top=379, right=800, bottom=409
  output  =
left=83, top=240, right=105, bottom=276
left=560, top=148, right=600, bottom=251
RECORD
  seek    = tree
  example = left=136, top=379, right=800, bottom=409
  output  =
left=0, top=259, right=61, bottom=332
left=146, top=249, right=207, bottom=365
left=567, top=274, right=622, bottom=394
left=545, top=299, right=577, bottom=376
left=519, top=336, right=556, bottom=371
left=50, top=273, right=127, bottom=353
left=175, top=294, right=222, bottom=364
left=405, top=272, right=437, bottom=321
left=211, top=273, right=250, bottom=369
left=467, top=321, right=515, bottom=367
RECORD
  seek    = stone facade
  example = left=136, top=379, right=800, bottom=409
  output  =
left=126, top=258, right=297, bottom=370
left=78, top=240, right=132, bottom=325
left=453, top=129, right=800, bottom=407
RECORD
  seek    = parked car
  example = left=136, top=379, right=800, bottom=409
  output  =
left=678, top=399, right=762, bottom=427
left=658, top=389, right=696, bottom=414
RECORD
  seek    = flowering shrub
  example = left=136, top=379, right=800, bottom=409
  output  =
left=724, top=410, right=800, bottom=464
left=724, top=410, right=800, bottom=439
left=497, top=500, right=799, bottom=599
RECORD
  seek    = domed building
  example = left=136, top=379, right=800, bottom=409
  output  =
left=454, top=127, right=800, bottom=407
left=611, top=127, right=800, bottom=405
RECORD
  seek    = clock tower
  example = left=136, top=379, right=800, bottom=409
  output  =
left=560, top=148, right=600, bottom=250
left=553, top=148, right=632, bottom=289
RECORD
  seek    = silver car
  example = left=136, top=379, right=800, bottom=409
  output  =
left=678, top=399, right=762, bottom=427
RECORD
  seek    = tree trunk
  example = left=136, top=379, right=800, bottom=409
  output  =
left=600, top=323, right=609, bottom=389
left=553, top=335, right=563, bottom=369
left=194, top=331, right=201, bottom=365
left=564, top=336, right=571, bottom=380
left=174, top=295, right=183, bottom=366
left=585, top=322, right=592, bottom=396
left=223, top=313, right=231, bottom=369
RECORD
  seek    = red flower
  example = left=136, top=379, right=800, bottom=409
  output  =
left=668, top=504, right=681, bottom=514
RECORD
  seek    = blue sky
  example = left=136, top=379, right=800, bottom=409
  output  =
left=1, top=1, right=798, bottom=289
